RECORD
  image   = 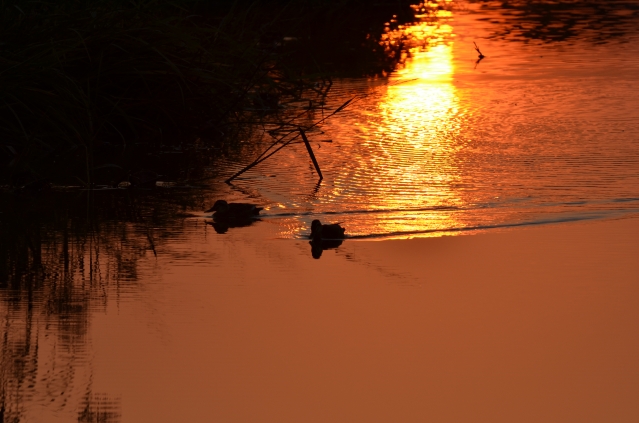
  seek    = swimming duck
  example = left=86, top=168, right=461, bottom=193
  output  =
left=309, top=219, right=346, bottom=240
left=206, top=200, right=263, bottom=220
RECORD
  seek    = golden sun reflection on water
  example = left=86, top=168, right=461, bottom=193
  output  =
left=332, top=21, right=465, bottom=237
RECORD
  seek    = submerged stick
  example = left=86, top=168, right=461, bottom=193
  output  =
left=299, top=128, right=323, bottom=180
left=225, top=96, right=356, bottom=183
left=473, top=41, right=485, bottom=59
left=146, top=230, right=157, bottom=257
left=224, top=79, right=417, bottom=184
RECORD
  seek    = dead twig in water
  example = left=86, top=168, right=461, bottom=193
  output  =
left=146, top=230, right=157, bottom=257
left=473, top=41, right=485, bottom=59
left=224, top=78, right=418, bottom=184
left=224, top=95, right=356, bottom=183
left=473, top=42, right=486, bottom=69
left=299, top=128, right=322, bottom=180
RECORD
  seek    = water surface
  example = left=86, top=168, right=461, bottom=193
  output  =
left=215, top=0, right=639, bottom=238
left=2, top=2, right=639, bottom=422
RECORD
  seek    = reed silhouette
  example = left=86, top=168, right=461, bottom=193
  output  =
left=0, top=0, right=414, bottom=186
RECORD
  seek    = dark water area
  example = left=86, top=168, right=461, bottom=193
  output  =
left=2, top=1, right=639, bottom=422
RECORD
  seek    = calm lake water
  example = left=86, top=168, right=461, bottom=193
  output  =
left=2, top=1, right=639, bottom=422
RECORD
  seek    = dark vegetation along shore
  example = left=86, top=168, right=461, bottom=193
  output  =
left=0, top=3, right=419, bottom=417
left=0, top=0, right=415, bottom=188
left=0, top=0, right=436, bottom=299
left=1, top=3, right=420, bottom=400
left=3, top=2, right=637, bottom=419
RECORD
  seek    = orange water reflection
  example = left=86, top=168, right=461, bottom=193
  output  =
left=3, top=3, right=639, bottom=422
left=221, top=0, right=639, bottom=241
left=328, top=18, right=464, bottom=237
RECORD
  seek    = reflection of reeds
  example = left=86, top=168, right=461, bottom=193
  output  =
left=465, top=0, right=639, bottom=43
left=78, top=393, right=122, bottom=423
left=0, top=189, right=198, bottom=421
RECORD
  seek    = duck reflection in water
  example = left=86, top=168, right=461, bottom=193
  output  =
left=309, top=219, right=346, bottom=259
left=204, top=200, right=263, bottom=234
left=206, top=200, right=263, bottom=220
left=206, top=219, right=258, bottom=234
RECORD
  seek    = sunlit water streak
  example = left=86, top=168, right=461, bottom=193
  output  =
left=215, top=2, right=639, bottom=239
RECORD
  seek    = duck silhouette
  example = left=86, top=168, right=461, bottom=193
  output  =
left=205, top=200, right=263, bottom=221
left=309, top=219, right=346, bottom=240
left=308, top=220, right=345, bottom=259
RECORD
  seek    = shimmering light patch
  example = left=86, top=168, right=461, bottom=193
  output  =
left=215, top=1, right=639, bottom=241
left=382, top=6, right=455, bottom=53
left=356, top=40, right=463, bottom=236
left=313, top=18, right=465, bottom=238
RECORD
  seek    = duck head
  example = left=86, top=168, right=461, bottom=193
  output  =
left=209, top=200, right=229, bottom=213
